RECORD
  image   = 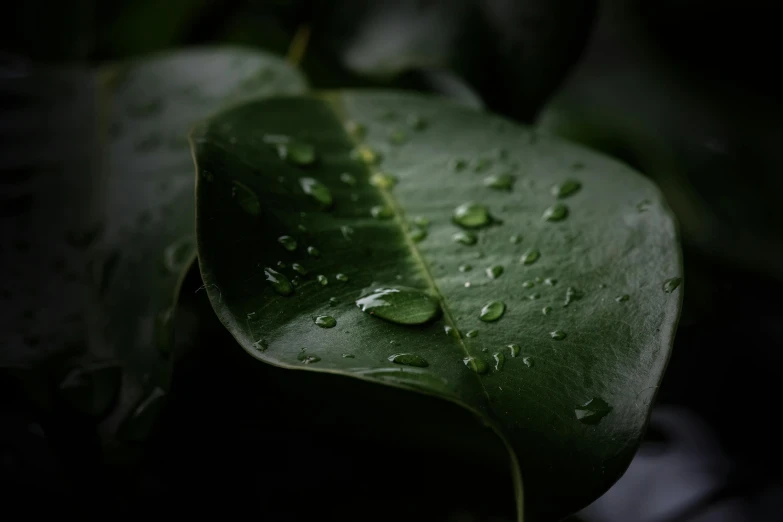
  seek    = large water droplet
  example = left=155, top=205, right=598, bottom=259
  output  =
left=550, top=330, right=567, bottom=340
left=484, top=173, right=515, bottom=191
left=493, top=352, right=505, bottom=371
left=486, top=265, right=504, bottom=279
left=543, top=203, right=569, bottom=222
left=292, top=263, right=307, bottom=275
left=463, top=356, right=488, bottom=374
left=480, top=301, right=506, bottom=322
left=356, top=286, right=440, bottom=325
left=564, top=286, right=583, bottom=307
left=277, top=141, right=316, bottom=166
left=314, top=315, right=336, bottom=328
left=299, top=178, right=333, bottom=208
left=317, top=275, right=328, bottom=286
left=453, top=231, right=477, bottom=246
left=298, top=353, right=321, bottom=364
left=507, top=344, right=520, bottom=357
left=663, top=277, right=682, bottom=293
left=277, top=235, right=297, bottom=252
left=388, top=353, right=429, bottom=367
left=521, top=249, right=540, bottom=265
left=551, top=179, right=582, bottom=199
left=575, top=397, right=612, bottom=424
left=370, top=173, right=398, bottom=189
left=264, top=267, right=293, bottom=296
left=453, top=202, right=491, bottom=229
left=465, top=329, right=479, bottom=338
left=371, top=205, right=394, bottom=219
left=232, top=180, right=261, bottom=216
left=307, top=246, right=321, bottom=258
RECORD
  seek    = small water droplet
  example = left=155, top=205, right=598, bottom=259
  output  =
left=317, top=275, right=328, bottom=286
left=484, top=173, right=515, bottom=191
left=544, top=278, right=557, bottom=286
left=291, top=276, right=301, bottom=286
left=163, top=237, right=194, bottom=274
left=298, top=224, right=307, bottom=232
left=342, top=353, right=355, bottom=358
left=409, top=227, right=427, bottom=242
left=277, top=235, right=297, bottom=251
left=371, top=205, right=394, bottom=219
left=388, top=128, right=407, bottom=145
left=507, top=344, right=520, bottom=357
left=452, top=231, right=477, bottom=246
left=314, top=315, right=337, bottom=328
left=459, top=264, right=472, bottom=272
left=663, top=277, right=682, bottom=293
left=464, top=282, right=472, bottom=288
left=307, top=246, right=321, bottom=258
left=444, top=325, right=458, bottom=337
left=543, top=203, right=569, bottom=222
left=299, top=178, right=333, bottom=207
left=551, top=180, right=582, bottom=199
left=329, top=297, right=338, bottom=306
left=340, top=172, right=357, bottom=186
left=550, top=330, right=566, bottom=340
left=486, top=265, right=504, bottom=279
left=479, top=301, right=505, bottom=322
left=522, top=280, right=535, bottom=289
left=637, top=199, right=651, bottom=212
left=341, top=225, right=354, bottom=241
left=615, top=294, right=629, bottom=303
left=277, top=141, right=316, bottom=166
left=521, top=249, right=540, bottom=265
left=356, top=286, right=440, bottom=325
left=575, top=397, right=612, bottom=424
left=451, top=158, right=468, bottom=172
left=298, top=354, right=321, bottom=364
left=264, top=267, right=293, bottom=296
left=336, top=273, right=349, bottom=282
left=509, top=235, right=522, bottom=244
left=598, top=283, right=607, bottom=289
left=252, top=339, right=268, bottom=351
left=351, top=146, right=381, bottom=165
left=473, top=158, right=493, bottom=173
left=412, top=216, right=430, bottom=228
left=388, top=353, right=429, bottom=367
left=407, top=114, right=426, bottom=130
left=463, top=356, right=488, bottom=374
left=465, top=329, right=479, bottom=338
left=345, top=120, right=366, bottom=139
left=293, top=263, right=307, bottom=275
left=542, top=306, right=552, bottom=315
left=523, top=357, right=533, bottom=368
left=493, top=352, right=505, bottom=371
left=564, top=286, right=583, bottom=307
left=453, top=202, right=491, bottom=229
left=232, top=180, right=261, bottom=216
left=370, top=172, right=398, bottom=189
left=277, top=261, right=287, bottom=269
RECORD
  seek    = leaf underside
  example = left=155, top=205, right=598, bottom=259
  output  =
left=193, top=91, right=682, bottom=520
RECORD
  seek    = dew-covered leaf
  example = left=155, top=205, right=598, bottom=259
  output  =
left=193, top=91, right=682, bottom=520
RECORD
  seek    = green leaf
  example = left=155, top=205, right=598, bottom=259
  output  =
left=193, top=91, right=682, bottom=520
left=91, top=47, right=308, bottom=439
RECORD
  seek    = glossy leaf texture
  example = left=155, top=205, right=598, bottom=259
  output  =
left=193, top=91, right=683, bottom=520
left=90, top=47, right=308, bottom=440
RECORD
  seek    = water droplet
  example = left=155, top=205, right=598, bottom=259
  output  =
left=507, top=344, right=520, bottom=357
left=299, top=178, right=333, bottom=207
left=341, top=225, right=354, bottom=241
left=298, top=224, right=307, bottom=232
left=459, top=264, right=472, bottom=272
left=307, top=246, right=321, bottom=258
left=544, top=278, right=557, bottom=286
left=463, top=356, right=488, bottom=374
left=479, top=301, right=505, bottom=322
left=551, top=180, right=582, bottom=199
left=370, top=173, right=398, bottom=189
left=486, top=265, right=504, bottom=279
left=293, top=263, right=307, bottom=275
left=356, top=286, right=440, bottom=325
left=615, top=294, right=629, bottom=302
left=444, top=325, right=458, bottom=337
left=314, top=315, right=336, bottom=328
left=345, top=120, right=366, bottom=139
left=465, top=329, right=479, bottom=338
left=317, top=275, right=328, bottom=286
left=550, top=330, right=567, bottom=340
left=277, top=261, right=287, bottom=269
left=452, top=231, right=477, bottom=245
left=453, top=202, right=491, bottom=229
left=298, top=354, right=321, bottom=364
left=528, top=293, right=540, bottom=300
left=473, top=158, right=493, bottom=173
left=598, top=283, right=607, bottom=289
left=543, top=203, right=569, bottom=222
left=564, top=287, right=583, bottom=307
left=163, top=237, right=194, bottom=274
left=371, top=205, right=394, bottom=219
left=342, top=353, right=355, bottom=358
left=523, top=357, right=533, bottom=368
left=407, top=114, right=426, bottom=130
left=329, top=297, right=338, bottom=306
left=542, top=306, right=552, bottom=315
left=351, top=146, right=381, bottom=165
left=412, top=216, right=430, bottom=228
left=264, top=267, right=293, bottom=296
left=510, top=235, right=522, bottom=244
left=521, top=249, right=540, bottom=265
left=451, top=158, right=468, bottom=172
left=231, top=180, right=261, bottom=216
left=464, top=282, right=472, bottom=288
left=291, top=276, right=301, bottom=287
left=522, top=280, right=535, bottom=289
left=575, top=397, right=612, bottom=425
left=663, top=277, right=682, bottom=293
left=277, top=235, right=297, bottom=252
left=252, top=339, right=268, bottom=351
left=637, top=199, right=651, bottom=212
left=336, top=273, right=349, bottom=282
left=388, top=353, right=429, bottom=367
left=388, top=128, right=407, bottom=145
left=492, top=352, right=505, bottom=371
left=277, top=141, right=316, bottom=166
left=484, top=173, right=515, bottom=191
left=340, top=172, right=357, bottom=186
left=409, top=227, right=427, bottom=242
